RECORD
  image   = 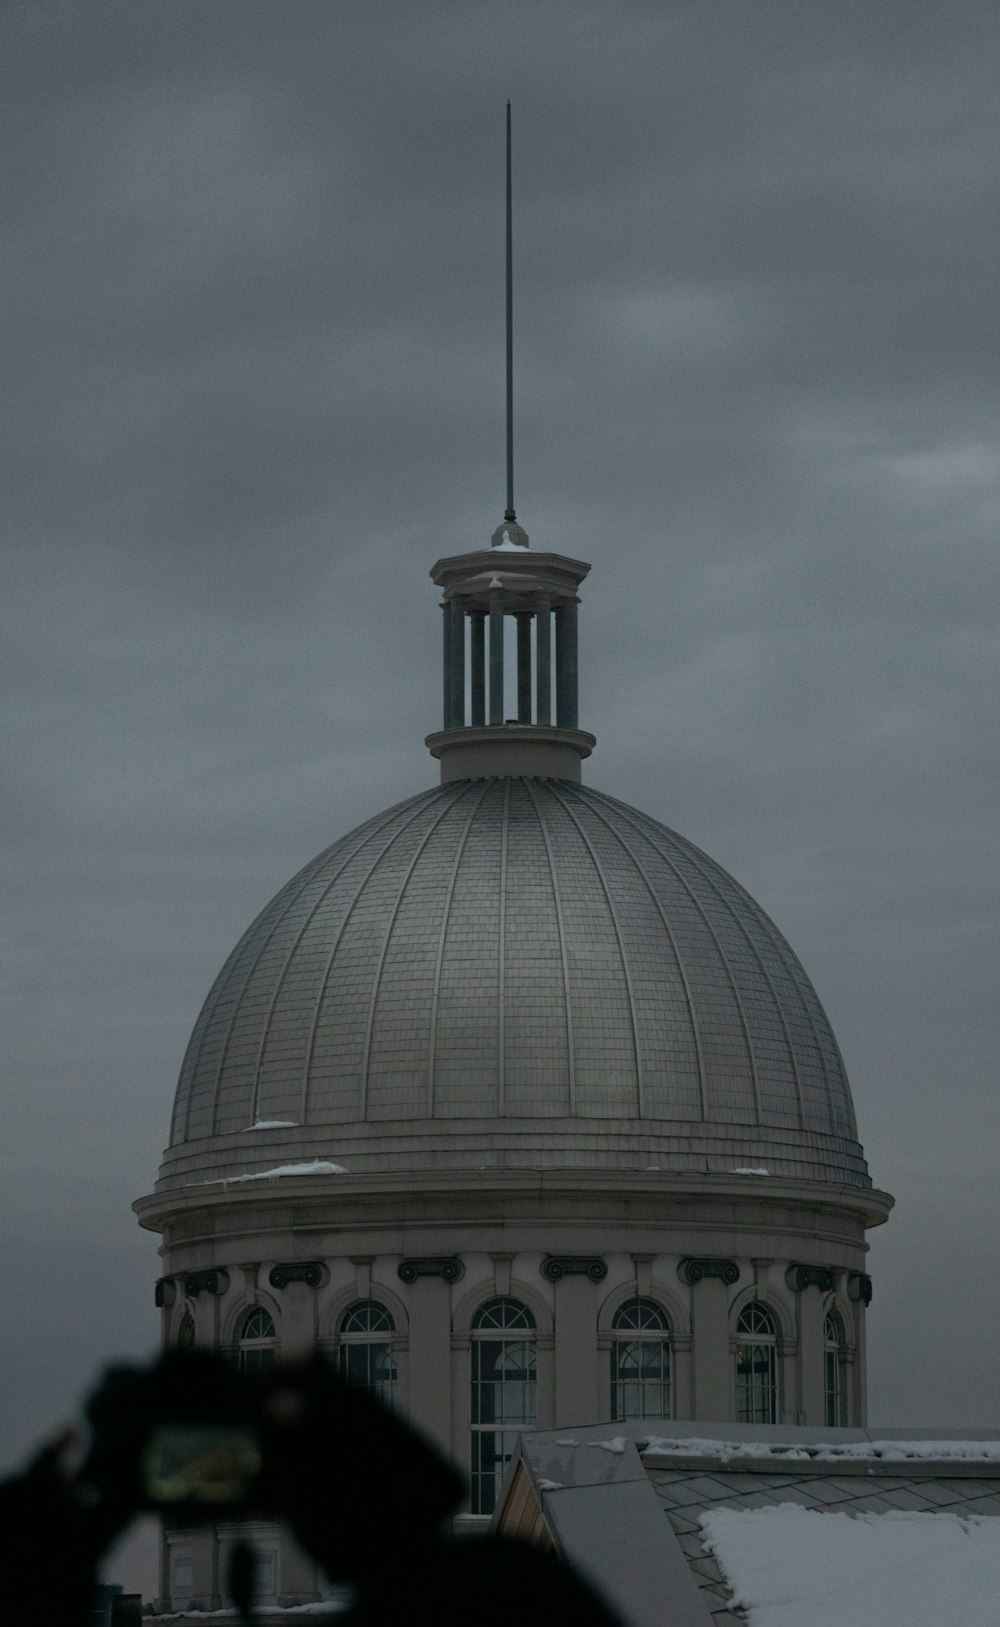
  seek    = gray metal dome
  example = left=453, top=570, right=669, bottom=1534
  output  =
left=160, top=778, right=870, bottom=1191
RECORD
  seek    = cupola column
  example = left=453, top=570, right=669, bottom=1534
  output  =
left=516, top=613, right=532, bottom=723
left=470, top=610, right=486, bottom=726
left=441, top=601, right=452, bottom=728
left=489, top=589, right=504, bottom=725
left=447, top=598, right=466, bottom=728
left=555, top=601, right=579, bottom=729
left=535, top=598, right=551, bottom=724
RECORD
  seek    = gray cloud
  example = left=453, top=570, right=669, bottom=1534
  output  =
left=3, top=0, right=998, bottom=1587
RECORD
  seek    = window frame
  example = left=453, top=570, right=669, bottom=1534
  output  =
left=824, top=1308, right=847, bottom=1427
left=734, top=1300, right=779, bottom=1424
left=610, top=1297, right=673, bottom=1422
left=469, top=1297, right=538, bottom=1516
left=337, top=1299, right=398, bottom=1405
left=235, top=1305, right=278, bottom=1373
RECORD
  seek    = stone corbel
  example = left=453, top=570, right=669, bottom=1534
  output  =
left=397, top=1256, right=465, bottom=1284
left=786, top=1264, right=835, bottom=1293
left=154, top=1276, right=175, bottom=1308
left=184, top=1268, right=229, bottom=1298
left=848, top=1272, right=873, bottom=1306
left=540, top=1256, right=608, bottom=1283
left=679, top=1257, right=740, bottom=1286
left=268, top=1261, right=327, bottom=1290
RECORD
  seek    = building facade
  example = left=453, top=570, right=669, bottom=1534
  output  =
left=135, top=519, right=891, bottom=1610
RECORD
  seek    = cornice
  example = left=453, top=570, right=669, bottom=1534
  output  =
left=135, top=1167, right=893, bottom=1236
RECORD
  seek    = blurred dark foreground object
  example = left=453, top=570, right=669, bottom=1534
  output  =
left=0, top=1350, right=620, bottom=1627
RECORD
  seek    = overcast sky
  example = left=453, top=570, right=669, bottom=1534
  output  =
left=3, top=0, right=998, bottom=1591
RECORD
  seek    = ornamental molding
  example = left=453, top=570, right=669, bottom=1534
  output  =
left=397, top=1256, right=465, bottom=1284
left=786, top=1264, right=835, bottom=1294
left=184, top=1268, right=229, bottom=1298
left=541, top=1256, right=608, bottom=1283
left=268, top=1261, right=327, bottom=1290
left=848, top=1272, right=873, bottom=1306
left=679, top=1257, right=740, bottom=1287
left=154, top=1277, right=175, bottom=1308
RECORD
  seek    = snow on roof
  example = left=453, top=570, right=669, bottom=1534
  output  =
left=153, top=1605, right=347, bottom=1619
left=243, top=1120, right=298, bottom=1131
left=237, top=1160, right=347, bottom=1179
left=700, top=1504, right=1000, bottom=1627
left=643, top=1435, right=1000, bottom=1463
left=193, top=1160, right=347, bottom=1185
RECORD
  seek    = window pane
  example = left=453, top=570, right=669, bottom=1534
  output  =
left=238, top=1345, right=276, bottom=1374
left=240, top=1308, right=276, bottom=1342
left=735, top=1341, right=776, bottom=1423
left=470, top=1308, right=537, bottom=1515
left=471, top=1340, right=536, bottom=1424
left=472, top=1298, right=535, bottom=1332
left=235, top=1305, right=277, bottom=1373
left=340, top=1338, right=397, bottom=1404
left=736, top=1302, right=775, bottom=1338
left=825, top=1349, right=841, bottom=1426
left=470, top=1425, right=532, bottom=1517
left=824, top=1312, right=845, bottom=1426
left=611, top=1337, right=671, bottom=1421
left=612, top=1298, right=668, bottom=1333
left=341, top=1301, right=394, bottom=1336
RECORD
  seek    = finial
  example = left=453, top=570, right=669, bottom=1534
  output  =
left=493, top=102, right=528, bottom=551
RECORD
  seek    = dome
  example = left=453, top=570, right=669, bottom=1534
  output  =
left=160, top=776, right=869, bottom=1192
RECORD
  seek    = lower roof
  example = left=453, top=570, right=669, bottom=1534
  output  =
left=496, top=1421, right=1000, bottom=1627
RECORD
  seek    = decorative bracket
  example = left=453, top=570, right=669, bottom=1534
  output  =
left=541, top=1256, right=607, bottom=1283
left=269, top=1261, right=326, bottom=1290
left=154, top=1276, right=175, bottom=1309
left=398, top=1256, right=465, bottom=1284
left=679, top=1257, right=740, bottom=1286
left=787, top=1264, right=835, bottom=1294
left=848, top=1272, right=873, bottom=1306
left=184, top=1268, right=229, bottom=1298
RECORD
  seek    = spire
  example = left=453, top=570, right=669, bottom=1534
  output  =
left=505, top=98, right=515, bottom=524
left=492, top=101, right=529, bottom=552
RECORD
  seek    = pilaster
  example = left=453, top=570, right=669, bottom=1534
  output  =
left=680, top=1259, right=738, bottom=1420
left=406, top=1274, right=454, bottom=1455
left=791, top=1279, right=827, bottom=1424
left=552, top=1274, right=600, bottom=1426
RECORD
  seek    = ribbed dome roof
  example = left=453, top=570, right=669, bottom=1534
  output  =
left=161, top=779, right=869, bottom=1191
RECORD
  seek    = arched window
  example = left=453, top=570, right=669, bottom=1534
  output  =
left=611, top=1298, right=672, bottom=1421
left=735, top=1302, right=778, bottom=1424
left=175, top=1312, right=195, bottom=1349
left=824, top=1310, right=846, bottom=1426
left=339, top=1301, right=397, bottom=1405
left=236, top=1306, right=277, bottom=1373
left=470, top=1298, right=537, bottom=1515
